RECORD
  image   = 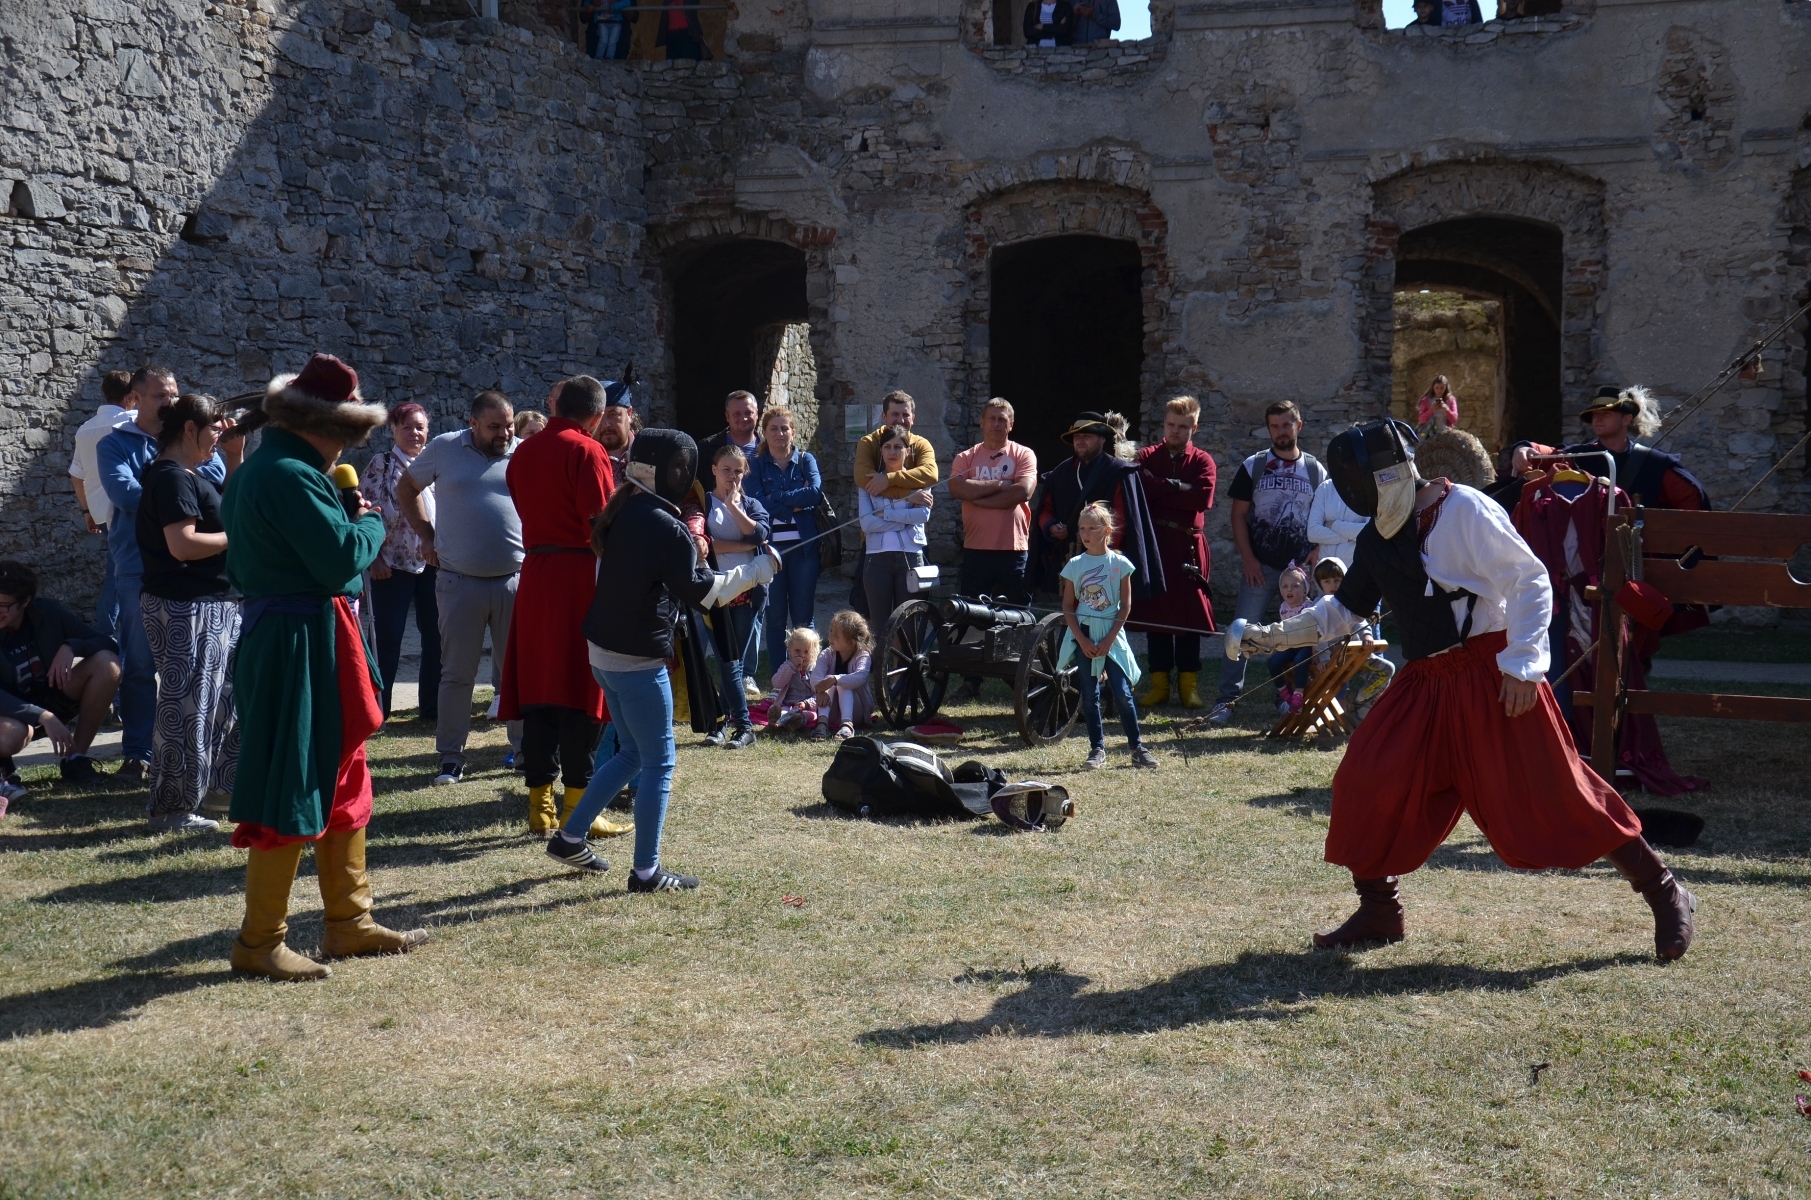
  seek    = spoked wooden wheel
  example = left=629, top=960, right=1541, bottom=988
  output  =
left=876, top=599, right=949, bottom=728
left=1014, top=612, right=1083, bottom=746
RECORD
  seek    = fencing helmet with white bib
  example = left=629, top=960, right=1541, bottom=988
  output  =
left=1326, top=419, right=1420, bottom=540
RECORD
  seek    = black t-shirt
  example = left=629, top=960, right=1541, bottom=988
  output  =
left=136, top=459, right=230, bottom=600
left=0, top=626, right=47, bottom=699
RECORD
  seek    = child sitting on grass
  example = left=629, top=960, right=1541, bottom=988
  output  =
left=1310, top=557, right=1395, bottom=717
left=1057, top=501, right=1157, bottom=770
left=768, top=627, right=822, bottom=732
left=1268, top=563, right=1314, bottom=715
left=812, top=610, right=873, bottom=741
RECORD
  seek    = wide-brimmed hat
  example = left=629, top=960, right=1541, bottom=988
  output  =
left=1579, top=385, right=1642, bottom=420
left=1061, top=412, right=1115, bottom=443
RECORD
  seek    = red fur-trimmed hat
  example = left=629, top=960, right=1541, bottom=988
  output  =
left=262, top=353, right=387, bottom=445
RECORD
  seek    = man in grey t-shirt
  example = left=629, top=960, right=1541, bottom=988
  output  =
left=397, top=390, right=524, bottom=783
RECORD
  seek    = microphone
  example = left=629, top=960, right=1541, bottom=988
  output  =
left=330, top=464, right=363, bottom=519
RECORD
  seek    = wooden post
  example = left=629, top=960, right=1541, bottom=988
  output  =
left=1590, top=512, right=1628, bottom=783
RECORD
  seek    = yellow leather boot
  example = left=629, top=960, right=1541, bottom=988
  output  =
left=317, top=828, right=429, bottom=958
left=1140, top=670, right=1171, bottom=708
left=1177, top=671, right=1204, bottom=709
left=230, top=842, right=331, bottom=981
left=559, top=786, right=633, bottom=839
left=526, top=784, right=560, bottom=834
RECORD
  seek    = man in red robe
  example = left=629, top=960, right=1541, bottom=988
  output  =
left=1130, top=395, right=1217, bottom=709
left=498, top=377, right=627, bottom=838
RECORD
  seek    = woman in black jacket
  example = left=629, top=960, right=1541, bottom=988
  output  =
left=548, top=429, right=775, bottom=891
left=1023, top=0, right=1074, bottom=45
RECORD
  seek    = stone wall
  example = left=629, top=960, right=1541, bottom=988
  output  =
left=1, top=0, right=648, bottom=605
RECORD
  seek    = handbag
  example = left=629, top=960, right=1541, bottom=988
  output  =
left=815, top=494, right=842, bottom=570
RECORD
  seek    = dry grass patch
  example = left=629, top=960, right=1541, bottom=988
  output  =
left=2, top=686, right=1809, bottom=1198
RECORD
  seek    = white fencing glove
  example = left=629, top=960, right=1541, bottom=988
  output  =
left=703, top=545, right=780, bottom=608
left=1238, top=611, right=1321, bottom=656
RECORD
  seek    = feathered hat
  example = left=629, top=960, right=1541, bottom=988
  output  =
left=262, top=353, right=388, bottom=445
left=1579, top=384, right=1662, bottom=439
left=1412, top=425, right=1496, bottom=490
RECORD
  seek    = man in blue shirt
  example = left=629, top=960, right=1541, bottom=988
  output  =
left=1070, top=0, right=1119, bottom=43
left=96, top=366, right=235, bottom=777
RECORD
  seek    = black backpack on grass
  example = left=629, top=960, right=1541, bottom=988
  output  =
left=821, top=737, right=989, bottom=820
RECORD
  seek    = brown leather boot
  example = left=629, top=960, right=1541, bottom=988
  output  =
left=1606, top=836, right=1695, bottom=961
left=1313, top=875, right=1405, bottom=949
left=316, top=828, right=430, bottom=959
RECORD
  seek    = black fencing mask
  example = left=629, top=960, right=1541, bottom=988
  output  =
left=1325, top=419, right=1419, bottom=538
left=627, top=428, right=698, bottom=507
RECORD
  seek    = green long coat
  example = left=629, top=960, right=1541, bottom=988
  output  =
left=223, top=427, right=385, bottom=838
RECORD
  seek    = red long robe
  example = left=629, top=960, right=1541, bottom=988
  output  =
left=1129, top=441, right=1217, bottom=634
left=498, top=417, right=613, bottom=721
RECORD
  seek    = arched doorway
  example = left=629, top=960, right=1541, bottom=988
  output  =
left=1391, top=217, right=1564, bottom=454
left=988, top=235, right=1145, bottom=471
left=669, top=240, right=810, bottom=439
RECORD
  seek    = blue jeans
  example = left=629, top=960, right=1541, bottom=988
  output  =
left=715, top=603, right=757, bottom=727
left=1079, top=656, right=1142, bottom=751
left=567, top=666, right=676, bottom=871
left=1267, top=647, right=1312, bottom=693
left=1215, top=561, right=1284, bottom=705
left=763, top=550, right=821, bottom=674
left=113, top=569, right=156, bottom=761
left=740, top=600, right=763, bottom=688
left=370, top=566, right=441, bottom=720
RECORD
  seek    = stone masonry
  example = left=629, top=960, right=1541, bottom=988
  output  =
left=4, top=0, right=1811, bottom=621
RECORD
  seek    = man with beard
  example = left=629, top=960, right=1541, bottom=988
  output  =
left=1208, top=401, right=1325, bottom=726
left=597, top=383, right=636, bottom=477
left=1230, top=419, right=1694, bottom=961
left=1130, top=396, right=1217, bottom=709
left=1029, top=412, right=1164, bottom=602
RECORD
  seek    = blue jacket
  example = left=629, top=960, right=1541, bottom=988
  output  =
left=97, top=421, right=226, bottom=578
left=747, top=448, right=822, bottom=545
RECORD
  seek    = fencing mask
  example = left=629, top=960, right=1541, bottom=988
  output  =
left=626, top=428, right=698, bottom=508
left=1326, top=419, right=1419, bottom=539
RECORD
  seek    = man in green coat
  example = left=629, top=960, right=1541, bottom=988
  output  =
left=224, top=353, right=427, bottom=981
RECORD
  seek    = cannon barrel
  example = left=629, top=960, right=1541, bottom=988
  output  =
left=939, top=595, right=1037, bottom=630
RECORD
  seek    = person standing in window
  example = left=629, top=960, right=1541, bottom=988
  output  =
left=1023, top=0, right=1073, bottom=45
left=1070, top=0, right=1118, bottom=43
left=657, top=0, right=705, bottom=60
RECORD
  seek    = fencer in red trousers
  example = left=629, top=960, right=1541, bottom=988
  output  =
left=1233, top=420, right=1695, bottom=960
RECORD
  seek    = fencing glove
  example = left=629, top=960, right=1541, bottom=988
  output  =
left=702, top=546, right=780, bottom=608
left=1238, top=611, right=1322, bottom=657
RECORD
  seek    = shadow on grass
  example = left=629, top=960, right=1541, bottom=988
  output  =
left=860, top=949, right=1643, bottom=1044
left=1248, top=786, right=1333, bottom=819
left=33, top=861, right=245, bottom=906
left=0, top=968, right=238, bottom=1038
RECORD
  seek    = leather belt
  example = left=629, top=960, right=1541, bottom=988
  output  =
left=1153, top=518, right=1201, bottom=532
left=527, top=545, right=591, bottom=555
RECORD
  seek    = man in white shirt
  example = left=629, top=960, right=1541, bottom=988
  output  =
left=1233, top=420, right=1694, bottom=962
left=68, top=371, right=137, bottom=636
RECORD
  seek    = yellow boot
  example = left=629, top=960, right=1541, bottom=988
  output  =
left=317, top=828, right=429, bottom=958
left=1177, top=671, right=1204, bottom=709
left=560, top=786, right=633, bottom=839
left=527, top=784, right=559, bottom=834
left=230, top=842, right=331, bottom=981
left=1140, top=670, right=1171, bottom=708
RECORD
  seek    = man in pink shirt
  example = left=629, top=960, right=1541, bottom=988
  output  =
left=948, top=398, right=1038, bottom=701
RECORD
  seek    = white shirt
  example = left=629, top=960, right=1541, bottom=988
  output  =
left=70, top=404, right=134, bottom=526
left=1038, top=1, right=1056, bottom=44
left=1307, top=476, right=1367, bottom=569
left=1308, top=483, right=1553, bottom=682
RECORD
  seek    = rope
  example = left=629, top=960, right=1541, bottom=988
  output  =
left=1730, top=424, right=1811, bottom=513
left=1650, top=297, right=1811, bottom=449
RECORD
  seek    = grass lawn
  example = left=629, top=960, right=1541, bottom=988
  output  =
left=3, top=684, right=1810, bottom=1198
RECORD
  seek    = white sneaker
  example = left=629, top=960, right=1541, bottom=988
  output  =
left=1207, top=702, right=1233, bottom=727
left=743, top=678, right=764, bottom=702
left=147, top=812, right=221, bottom=833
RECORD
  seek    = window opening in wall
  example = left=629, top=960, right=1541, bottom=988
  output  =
left=670, top=241, right=809, bottom=440
left=573, top=0, right=727, bottom=61
left=989, top=235, right=1144, bottom=472
left=991, top=0, right=1150, bottom=44
left=1387, top=0, right=1584, bottom=30
left=1391, top=217, right=1563, bottom=454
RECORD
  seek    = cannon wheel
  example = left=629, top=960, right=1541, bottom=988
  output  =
left=876, top=599, right=949, bottom=728
left=1014, top=613, right=1083, bottom=746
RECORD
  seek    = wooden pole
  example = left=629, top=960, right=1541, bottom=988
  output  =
left=1590, top=512, right=1629, bottom=783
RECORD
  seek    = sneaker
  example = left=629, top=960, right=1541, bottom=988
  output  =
left=704, top=725, right=727, bottom=748
left=116, top=758, right=150, bottom=782
left=723, top=723, right=756, bottom=750
left=1277, top=698, right=1293, bottom=717
left=432, top=760, right=464, bottom=786
left=834, top=723, right=856, bottom=742
left=502, top=750, right=518, bottom=770
left=545, top=833, right=609, bottom=874
left=628, top=865, right=702, bottom=893
left=0, top=777, right=27, bottom=808
left=59, top=755, right=104, bottom=787
left=743, top=678, right=764, bottom=703
left=1082, top=746, right=1108, bottom=771
left=200, top=789, right=232, bottom=817
left=1207, top=703, right=1233, bottom=727
left=1130, top=745, right=1159, bottom=769
left=147, top=812, right=220, bottom=833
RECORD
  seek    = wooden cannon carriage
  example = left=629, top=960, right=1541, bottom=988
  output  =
left=874, top=596, right=1083, bottom=746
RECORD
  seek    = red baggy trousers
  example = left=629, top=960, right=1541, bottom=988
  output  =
left=1326, top=630, right=1640, bottom=878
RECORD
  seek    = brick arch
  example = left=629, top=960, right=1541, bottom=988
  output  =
left=640, top=213, right=837, bottom=433
left=958, top=180, right=1174, bottom=440
left=1361, top=158, right=1607, bottom=416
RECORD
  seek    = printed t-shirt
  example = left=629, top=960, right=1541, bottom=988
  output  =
left=951, top=440, right=1038, bottom=552
left=1059, top=549, right=1135, bottom=620
left=137, top=459, right=230, bottom=601
left=1228, top=450, right=1323, bottom=571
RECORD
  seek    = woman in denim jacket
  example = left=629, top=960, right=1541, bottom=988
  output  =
left=746, top=406, right=823, bottom=666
